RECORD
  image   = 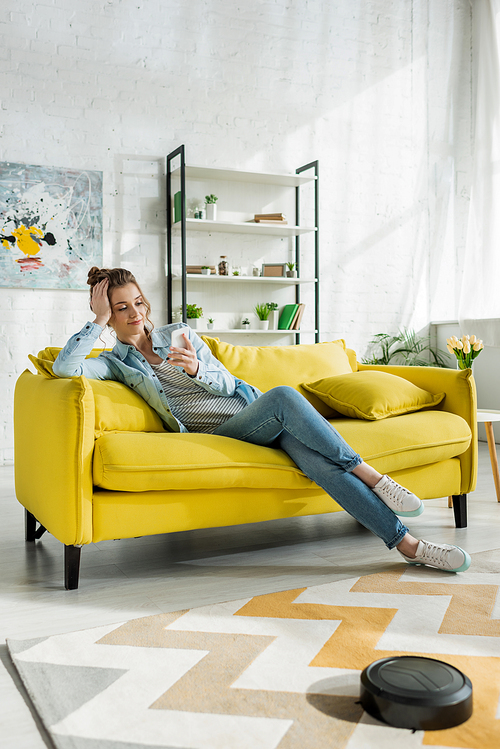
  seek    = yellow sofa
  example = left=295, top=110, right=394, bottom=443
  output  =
left=14, top=338, right=477, bottom=589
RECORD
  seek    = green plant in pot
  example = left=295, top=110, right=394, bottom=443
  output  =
left=186, top=303, right=203, bottom=329
left=254, top=303, right=271, bottom=330
left=362, top=328, right=449, bottom=367
left=267, top=301, right=279, bottom=330
left=286, top=262, right=297, bottom=278
left=205, top=194, right=218, bottom=221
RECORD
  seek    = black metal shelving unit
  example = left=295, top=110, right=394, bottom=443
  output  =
left=166, top=145, right=319, bottom=343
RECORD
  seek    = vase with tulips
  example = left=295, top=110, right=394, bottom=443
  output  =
left=446, top=334, right=484, bottom=370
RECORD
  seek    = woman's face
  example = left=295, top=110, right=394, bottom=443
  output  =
left=108, top=283, right=146, bottom=339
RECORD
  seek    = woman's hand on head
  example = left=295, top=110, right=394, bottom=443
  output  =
left=168, top=333, right=199, bottom=377
left=91, top=279, right=112, bottom=327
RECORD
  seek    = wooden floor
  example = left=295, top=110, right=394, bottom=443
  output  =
left=1, top=442, right=499, bottom=747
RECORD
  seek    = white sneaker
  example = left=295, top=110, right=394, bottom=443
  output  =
left=373, top=475, right=424, bottom=517
left=399, top=539, right=471, bottom=572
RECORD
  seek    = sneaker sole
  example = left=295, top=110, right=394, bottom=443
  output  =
left=405, top=546, right=472, bottom=572
left=383, top=501, right=424, bottom=518
left=395, top=502, right=424, bottom=517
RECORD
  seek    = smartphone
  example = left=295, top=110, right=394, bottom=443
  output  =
left=170, top=329, right=188, bottom=349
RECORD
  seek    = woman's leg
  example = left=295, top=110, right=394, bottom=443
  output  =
left=214, top=386, right=408, bottom=548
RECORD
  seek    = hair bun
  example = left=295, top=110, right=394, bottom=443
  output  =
left=87, top=266, right=103, bottom=286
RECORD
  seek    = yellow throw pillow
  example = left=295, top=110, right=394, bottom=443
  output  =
left=28, top=355, right=58, bottom=379
left=201, top=337, right=354, bottom=417
left=302, top=370, right=445, bottom=420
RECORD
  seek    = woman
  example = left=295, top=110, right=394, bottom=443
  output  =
left=53, top=267, right=471, bottom=573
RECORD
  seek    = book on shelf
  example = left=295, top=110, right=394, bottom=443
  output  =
left=174, top=191, right=182, bottom=223
left=185, top=265, right=217, bottom=274
left=290, top=303, right=305, bottom=330
left=278, top=303, right=299, bottom=330
left=253, top=212, right=287, bottom=224
left=254, top=219, right=288, bottom=224
left=254, top=212, right=286, bottom=219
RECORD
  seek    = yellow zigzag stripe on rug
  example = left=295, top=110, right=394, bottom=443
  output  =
left=98, top=611, right=363, bottom=748
left=235, top=568, right=500, bottom=749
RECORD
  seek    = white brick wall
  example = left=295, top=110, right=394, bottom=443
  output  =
left=0, top=0, right=472, bottom=464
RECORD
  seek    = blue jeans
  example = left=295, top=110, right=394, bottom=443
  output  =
left=214, top=386, right=409, bottom=549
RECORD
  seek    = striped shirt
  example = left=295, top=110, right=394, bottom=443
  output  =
left=151, top=359, right=248, bottom=433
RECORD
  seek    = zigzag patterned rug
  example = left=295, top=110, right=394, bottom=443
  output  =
left=8, top=549, right=500, bottom=749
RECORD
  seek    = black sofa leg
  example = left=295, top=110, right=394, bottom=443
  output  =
left=452, top=494, right=467, bottom=528
left=64, top=545, right=82, bottom=590
left=25, top=509, right=47, bottom=541
left=25, top=510, right=36, bottom=541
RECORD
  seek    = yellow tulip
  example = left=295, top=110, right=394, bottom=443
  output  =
left=461, top=335, right=469, bottom=345
left=463, top=341, right=471, bottom=354
left=473, top=340, right=483, bottom=351
left=470, top=334, right=476, bottom=344
left=446, top=344, right=454, bottom=354
left=456, top=340, right=463, bottom=349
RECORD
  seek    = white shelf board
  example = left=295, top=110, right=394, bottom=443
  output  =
left=174, top=218, right=316, bottom=236
left=171, top=165, right=316, bottom=187
left=173, top=275, right=317, bottom=284
left=199, top=329, right=316, bottom=335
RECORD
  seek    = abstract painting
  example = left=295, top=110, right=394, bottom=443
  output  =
left=0, top=162, right=102, bottom=289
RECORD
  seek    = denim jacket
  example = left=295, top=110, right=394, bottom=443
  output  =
left=52, top=321, right=262, bottom=433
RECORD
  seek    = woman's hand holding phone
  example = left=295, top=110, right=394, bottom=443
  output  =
left=168, top=331, right=199, bottom=376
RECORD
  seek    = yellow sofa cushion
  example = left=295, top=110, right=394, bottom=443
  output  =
left=93, top=410, right=471, bottom=493
left=28, top=354, right=58, bottom=379
left=91, top=380, right=165, bottom=436
left=201, top=337, right=355, bottom=417
left=93, top=432, right=315, bottom=492
left=331, top=410, right=471, bottom=473
left=303, top=371, right=445, bottom=420
left=31, top=348, right=163, bottom=435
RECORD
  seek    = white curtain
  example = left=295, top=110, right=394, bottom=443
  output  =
left=459, top=0, right=500, bottom=346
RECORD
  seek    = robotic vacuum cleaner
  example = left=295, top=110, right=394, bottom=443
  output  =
left=360, top=656, right=472, bottom=730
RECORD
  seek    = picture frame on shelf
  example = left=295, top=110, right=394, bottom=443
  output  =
left=262, top=263, right=287, bottom=278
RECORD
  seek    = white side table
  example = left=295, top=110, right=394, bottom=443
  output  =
left=477, top=409, right=500, bottom=502
left=448, top=409, right=500, bottom=506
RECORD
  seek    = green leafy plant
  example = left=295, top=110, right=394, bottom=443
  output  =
left=201, top=265, right=210, bottom=269
left=186, top=304, right=203, bottom=319
left=242, top=318, right=250, bottom=326
left=208, top=317, right=214, bottom=324
left=232, top=270, right=240, bottom=276
left=267, top=302, right=279, bottom=311
left=254, top=303, right=271, bottom=321
left=286, top=262, right=296, bottom=271
left=362, top=328, right=449, bottom=368
left=205, top=194, right=218, bottom=204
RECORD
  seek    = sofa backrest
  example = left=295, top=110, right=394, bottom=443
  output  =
left=201, top=337, right=357, bottom=417
left=31, top=339, right=358, bottom=429
left=32, top=347, right=165, bottom=436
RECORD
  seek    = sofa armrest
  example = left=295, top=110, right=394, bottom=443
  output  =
left=358, top=363, right=477, bottom=493
left=14, top=370, right=95, bottom=545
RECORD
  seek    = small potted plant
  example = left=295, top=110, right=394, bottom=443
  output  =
left=267, top=302, right=279, bottom=330
left=201, top=265, right=211, bottom=276
left=241, top=317, right=250, bottom=330
left=254, top=303, right=271, bottom=330
left=207, top=317, right=215, bottom=330
left=186, top=303, right=203, bottom=329
left=286, top=261, right=297, bottom=278
left=205, top=194, right=218, bottom=221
